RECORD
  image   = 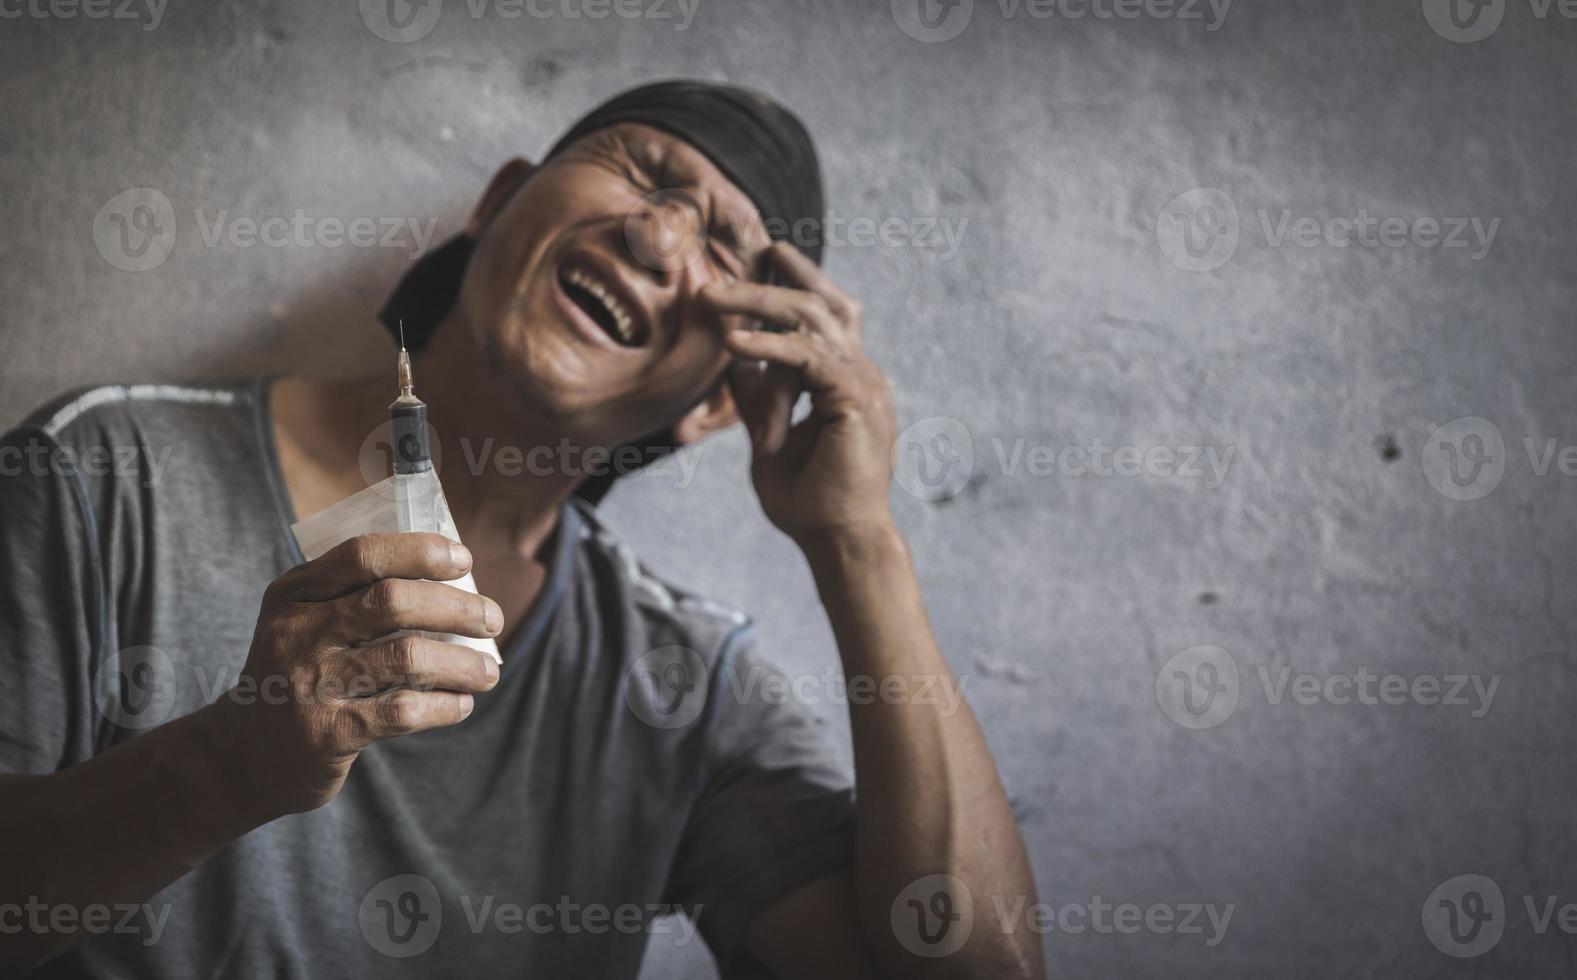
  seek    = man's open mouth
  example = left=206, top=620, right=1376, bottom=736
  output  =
left=557, top=263, right=646, bottom=348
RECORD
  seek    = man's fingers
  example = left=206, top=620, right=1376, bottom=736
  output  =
left=341, top=688, right=475, bottom=748
left=328, top=578, right=503, bottom=646
left=764, top=242, right=862, bottom=333
left=724, top=329, right=842, bottom=392
left=700, top=280, right=843, bottom=339
left=273, top=533, right=472, bottom=603
left=342, top=635, right=499, bottom=695
left=728, top=360, right=799, bottom=455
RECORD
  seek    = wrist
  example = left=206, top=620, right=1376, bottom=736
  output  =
left=794, top=515, right=908, bottom=577
left=191, top=697, right=286, bottom=829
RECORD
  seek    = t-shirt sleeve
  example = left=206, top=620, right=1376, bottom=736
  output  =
left=0, top=426, right=104, bottom=774
left=665, top=629, right=856, bottom=976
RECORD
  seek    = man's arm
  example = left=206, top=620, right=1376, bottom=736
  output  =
left=0, top=706, right=272, bottom=972
left=705, top=243, right=1046, bottom=979
left=0, top=533, right=500, bottom=972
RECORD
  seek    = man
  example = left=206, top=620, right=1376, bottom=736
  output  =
left=0, top=81, right=1043, bottom=978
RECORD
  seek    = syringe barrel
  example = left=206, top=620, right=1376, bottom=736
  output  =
left=389, top=400, right=432, bottom=475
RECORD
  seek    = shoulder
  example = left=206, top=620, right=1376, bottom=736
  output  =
left=2, top=379, right=268, bottom=558
left=567, top=499, right=757, bottom=665
left=13, top=379, right=256, bottom=448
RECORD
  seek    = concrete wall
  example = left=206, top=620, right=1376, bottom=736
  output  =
left=3, top=0, right=1574, bottom=976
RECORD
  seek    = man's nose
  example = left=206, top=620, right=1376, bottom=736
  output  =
left=623, top=189, right=708, bottom=285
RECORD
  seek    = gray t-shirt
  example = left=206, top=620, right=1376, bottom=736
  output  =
left=0, top=377, right=854, bottom=978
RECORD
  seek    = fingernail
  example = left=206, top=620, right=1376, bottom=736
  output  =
left=459, top=695, right=475, bottom=719
left=485, top=601, right=504, bottom=634
left=449, top=541, right=471, bottom=571
left=482, top=655, right=499, bottom=683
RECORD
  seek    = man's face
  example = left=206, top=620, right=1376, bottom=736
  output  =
left=455, top=122, right=770, bottom=447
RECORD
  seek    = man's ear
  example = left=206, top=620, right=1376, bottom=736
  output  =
left=464, top=157, right=538, bottom=238
left=671, top=378, right=740, bottom=447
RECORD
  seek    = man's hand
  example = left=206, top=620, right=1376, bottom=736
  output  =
left=700, top=242, right=896, bottom=543
left=215, top=532, right=503, bottom=818
left=704, top=246, right=1045, bottom=978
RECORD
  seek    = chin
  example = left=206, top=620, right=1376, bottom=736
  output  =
left=483, top=312, right=611, bottom=429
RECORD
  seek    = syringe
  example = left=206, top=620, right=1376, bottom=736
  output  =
left=390, top=322, right=435, bottom=533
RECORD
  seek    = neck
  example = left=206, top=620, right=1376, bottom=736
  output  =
left=415, top=316, right=583, bottom=559
left=303, top=316, right=582, bottom=563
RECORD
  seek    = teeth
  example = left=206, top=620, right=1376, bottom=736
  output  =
left=565, top=267, right=634, bottom=343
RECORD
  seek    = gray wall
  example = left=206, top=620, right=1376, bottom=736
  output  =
left=3, top=0, right=1575, bottom=976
